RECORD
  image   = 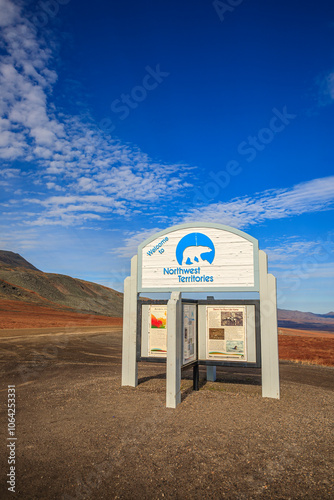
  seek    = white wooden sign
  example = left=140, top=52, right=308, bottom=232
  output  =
left=138, top=224, right=259, bottom=292
left=123, top=222, right=280, bottom=407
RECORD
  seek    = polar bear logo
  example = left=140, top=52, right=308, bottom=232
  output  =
left=176, top=233, right=215, bottom=266
left=181, top=245, right=213, bottom=265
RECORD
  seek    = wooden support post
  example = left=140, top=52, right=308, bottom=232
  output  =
left=166, top=292, right=182, bottom=408
left=121, top=255, right=138, bottom=387
left=259, top=250, right=280, bottom=399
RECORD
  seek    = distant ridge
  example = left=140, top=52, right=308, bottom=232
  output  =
left=0, top=250, right=333, bottom=331
left=277, top=308, right=334, bottom=332
left=320, top=311, right=334, bottom=319
left=0, top=250, right=40, bottom=271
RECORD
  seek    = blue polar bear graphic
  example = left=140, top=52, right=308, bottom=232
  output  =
left=176, top=233, right=215, bottom=266
left=181, top=245, right=213, bottom=265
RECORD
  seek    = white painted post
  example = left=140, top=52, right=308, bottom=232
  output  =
left=166, top=292, right=182, bottom=408
left=121, top=255, right=138, bottom=387
left=259, top=250, right=280, bottom=399
left=207, top=366, right=216, bottom=382
left=121, top=275, right=131, bottom=386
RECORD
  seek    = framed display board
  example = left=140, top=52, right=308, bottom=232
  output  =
left=148, top=305, right=167, bottom=357
left=206, top=305, right=247, bottom=361
left=182, top=304, right=197, bottom=365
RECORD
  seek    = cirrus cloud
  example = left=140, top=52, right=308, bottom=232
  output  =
left=0, top=0, right=194, bottom=227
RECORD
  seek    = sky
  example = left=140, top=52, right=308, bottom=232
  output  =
left=0, top=0, right=333, bottom=313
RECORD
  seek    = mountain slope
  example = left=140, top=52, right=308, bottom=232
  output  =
left=0, top=251, right=122, bottom=317
left=0, top=250, right=40, bottom=271
left=0, top=250, right=333, bottom=331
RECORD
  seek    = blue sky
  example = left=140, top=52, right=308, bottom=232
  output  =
left=0, top=0, right=333, bottom=313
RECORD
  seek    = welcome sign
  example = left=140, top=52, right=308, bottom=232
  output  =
left=138, top=223, right=260, bottom=292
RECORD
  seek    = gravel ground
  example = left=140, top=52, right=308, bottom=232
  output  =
left=0, top=327, right=333, bottom=499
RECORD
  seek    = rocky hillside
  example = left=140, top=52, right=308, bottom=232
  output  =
left=0, top=250, right=123, bottom=317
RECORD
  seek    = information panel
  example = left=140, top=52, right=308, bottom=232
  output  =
left=183, top=304, right=197, bottom=364
left=206, top=306, right=247, bottom=361
left=148, top=305, right=167, bottom=357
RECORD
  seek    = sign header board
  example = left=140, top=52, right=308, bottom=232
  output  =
left=138, top=223, right=259, bottom=293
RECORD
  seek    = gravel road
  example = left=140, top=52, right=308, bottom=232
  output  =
left=0, top=327, right=333, bottom=499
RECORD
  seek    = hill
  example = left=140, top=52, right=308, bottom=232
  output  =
left=0, top=250, right=123, bottom=318
left=0, top=250, right=40, bottom=271
left=277, top=308, right=334, bottom=332
left=0, top=250, right=333, bottom=332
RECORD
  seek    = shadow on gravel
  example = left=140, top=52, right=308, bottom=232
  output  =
left=138, top=371, right=166, bottom=385
left=182, top=366, right=262, bottom=386
left=138, top=365, right=262, bottom=390
left=214, top=368, right=262, bottom=386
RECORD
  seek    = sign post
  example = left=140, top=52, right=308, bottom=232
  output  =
left=166, top=292, right=182, bottom=408
left=121, top=255, right=138, bottom=387
left=122, top=223, right=280, bottom=407
left=259, top=250, right=280, bottom=399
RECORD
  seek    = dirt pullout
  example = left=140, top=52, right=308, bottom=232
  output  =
left=0, top=300, right=122, bottom=329
left=0, top=328, right=333, bottom=499
left=278, top=328, right=334, bottom=366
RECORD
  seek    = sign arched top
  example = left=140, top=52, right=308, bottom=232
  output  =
left=137, top=223, right=260, bottom=293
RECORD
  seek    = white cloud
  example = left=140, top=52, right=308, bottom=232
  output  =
left=0, top=0, right=19, bottom=28
left=263, top=233, right=334, bottom=264
left=0, top=224, right=41, bottom=250
left=29, top=212, right=103, bottom=227
left=317, top=70, right=334, bottom=106
left=326, top=73, right=334, bottom=100
left=114, top=177, right=334, bottom=259
left=113, top=227, right=163, bottom=258
left=0, top=1, right=193, bottom=225
left=263, top=239, right=318, bottom=262
left=46, top=182, right=62, bottom=191
left=260, top=233, right=334, bottom=295
left=179, top=176, right=334, bottom=228
left=19, top=194, right=129, bottom=226
left=1, top=1, right=332, bottom=237
left=273, top=260, right=334, bottom=282
left=0, top=168, right=20, bottom=178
